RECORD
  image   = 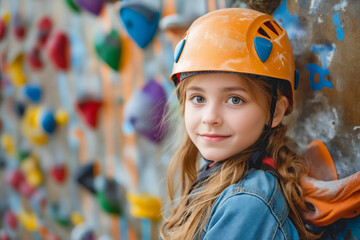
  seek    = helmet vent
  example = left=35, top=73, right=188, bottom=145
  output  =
left=258, top=27, right=270, bottom=39
left=264, top=21, right=279, bottom=36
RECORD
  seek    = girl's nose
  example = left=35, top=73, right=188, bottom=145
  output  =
left=202, top=104, right=222, bottom=126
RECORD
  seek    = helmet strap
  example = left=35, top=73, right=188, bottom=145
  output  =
left=250, top=80, right=278, bottom=169
left=186, top=158, right=223, bottom=203
left=266, top=80, right=278, bottom=131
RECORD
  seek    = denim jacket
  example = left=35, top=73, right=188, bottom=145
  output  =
left=199, top=169, right=299, bottom=240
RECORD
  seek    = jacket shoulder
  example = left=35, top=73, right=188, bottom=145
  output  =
left=214, top=169, right=289, bottom=224
left=239, top=169, right=280, bottom=201
left=203, top=170, right=299, bottom=240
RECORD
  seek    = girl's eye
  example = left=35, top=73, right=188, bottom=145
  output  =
left=226, top=96, right=243, bottom=105
left=191, top=95, right=205, bottom=104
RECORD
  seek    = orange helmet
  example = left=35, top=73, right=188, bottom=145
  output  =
left=171, top=8, right=298, bottom=114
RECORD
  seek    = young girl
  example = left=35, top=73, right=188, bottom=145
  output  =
left=161, top=8, right=318, bottom=240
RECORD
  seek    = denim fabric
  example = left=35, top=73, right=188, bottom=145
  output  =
left=199, top=169, right=299, bottom=240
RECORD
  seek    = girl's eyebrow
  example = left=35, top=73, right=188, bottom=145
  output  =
left=186, top=86, right=204, bottom=92
left=187, top=86, right=247, bottom=92
left=222, top=87, right=247, bottom=92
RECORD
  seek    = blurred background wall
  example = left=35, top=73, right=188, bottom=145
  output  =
left=0, top=0, right=358, bottom=239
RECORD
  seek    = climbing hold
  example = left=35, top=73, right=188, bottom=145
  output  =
left=13, top=13, right=26, bottom=40
left=0, top=19, right=7, bottom=41
left=127, top=193, right=162, bottom=221
left=7, top=54, right=27, bottom=87
left=70, top=212, right=84, bottom=226
left=4, top=210, right=17, bottom=230
left=27, top=46, right=43, bottom=70
left=94, top=29, right=122, bottom=71
left=2, top=12, right=10, bottom=24
left=304, top=140, right=338, bottom=181
left=55, top=109, right=69, bottom=125
left=46, top=31, right=70, bottom=71
left=124, top=79, right=168, bottom=144
left=0, top=230, right=10, bottom=240
left=14, top=101, right=26, bottom=118
left=39, top=109, right=57, bottom=134
left=26, top=169, right=43, bottom=188
left=18, top=211, right=38, bottom=231
left=17, top=150, right=31, bottom=162
left=65, top=0, right=81, bottom=13
left=21, top=83, right=42, bottom=103
left=75, top=0, right=104, bottom=16
left=75, top=98, right=102, bottom=129
left=50, top=163, right=68, bottom=184
left=332, top=12, right=344, bottom=41
left=5, top=168, right=25, bottom=191
left=95, top=176, right=124, bottom=215
left=21, top=106, right=49, bottom=145
left=1, top=133, right=16, bottom=156
left=119, top=2, right=160, bottom=49
left=37, top=16, right=53, bottom=46
left=305, top=63, right=333, bottom=91
left=74, top=162, right=100, bottom=194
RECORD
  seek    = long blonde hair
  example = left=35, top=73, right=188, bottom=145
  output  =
left=161, top=74, right=318, bottom=240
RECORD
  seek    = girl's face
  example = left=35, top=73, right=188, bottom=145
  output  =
left=184, top=73, right=268, bottom=162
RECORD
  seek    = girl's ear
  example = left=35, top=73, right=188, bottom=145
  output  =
left=271, top=96, right=288, bottom=128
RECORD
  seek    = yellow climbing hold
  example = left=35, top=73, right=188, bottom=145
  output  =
left=18, top=211, right=38, bottom=231
left=3, top=11, right=10, bottom=23
left=1, top=133, right=16, bottom=156
left=22, top=106, right=48, bottom=145
left=127, top=193, right=162, bottom=221
left=55, top=109, right=69, bottom=125
left=7, top=54, right=27, bottom=87
left=26, top=169, right=43, bottom=187
left=70, top=212, right=84, bottom=225
left=21, top=156, right=43, bottom=187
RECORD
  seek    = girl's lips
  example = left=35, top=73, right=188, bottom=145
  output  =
left=200, top=134, right=230, bottom=142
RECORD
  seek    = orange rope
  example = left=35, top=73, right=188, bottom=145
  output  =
left=162, top=0, right=177, bottom=17
left=119, top=33, right=139, bottom=188
left=207, top=0, right=217, bottom=12
left=100, top=64, right=116, bottom=178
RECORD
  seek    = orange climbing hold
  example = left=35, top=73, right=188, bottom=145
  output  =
left=304, top=139, right=337, bottom=181
left=302, top=140, right=360, bottom=226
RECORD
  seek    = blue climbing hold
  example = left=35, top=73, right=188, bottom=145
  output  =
left=119, top=2, right=160, bottom=49
left=254, top=37, right=273, bottom=63
left=332, top=12, right=344, bottom=41
left=305, top=63, right=333, bottom=91
left=40, top=110, right=57, bottom=134
left=174, top=39, right=185, bottom=63
left=23, top=84, right=42, bottom=103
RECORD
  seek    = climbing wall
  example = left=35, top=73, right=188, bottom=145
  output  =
left=0, top=0, right=359, bottom=239
left=276, top=0, right=360, bottom=179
